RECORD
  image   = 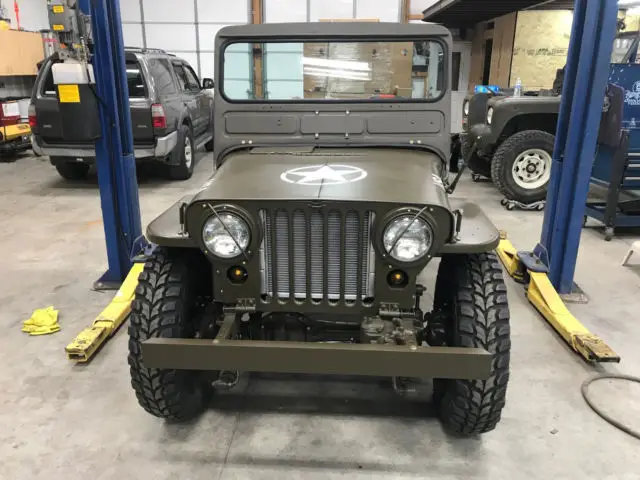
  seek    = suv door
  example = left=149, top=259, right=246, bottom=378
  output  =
left=172, top=61, right=205, bottom=136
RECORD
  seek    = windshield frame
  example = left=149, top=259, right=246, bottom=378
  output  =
left=218, top=36, right=449, bottom=105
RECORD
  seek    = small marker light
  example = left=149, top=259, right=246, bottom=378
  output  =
left=227, top=266, right=248, bottom=284
left=387, top=270, right=408, bottom=288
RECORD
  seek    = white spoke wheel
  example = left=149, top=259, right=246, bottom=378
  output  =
left=511, top=148, right=551, bottom=190
left=184, top=136, right=193, bottom=169
left=168, top=124, right=195, bottom=180
left=490, top=130, right=556, bottom=204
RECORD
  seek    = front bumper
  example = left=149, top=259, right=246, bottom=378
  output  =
left=30, top=130, right=178, bottom=160
left=0, top=124, right=32, bottom=153
left=141, top=313, right=492, bottom=379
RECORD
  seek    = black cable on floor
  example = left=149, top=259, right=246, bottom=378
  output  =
left=581, top=373, right=640, bottom=440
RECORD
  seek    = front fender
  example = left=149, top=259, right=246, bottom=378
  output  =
left=146, top=196, right=197, bottom=248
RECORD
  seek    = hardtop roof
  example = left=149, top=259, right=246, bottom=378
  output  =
left=216, top=22, right=451, bottom=41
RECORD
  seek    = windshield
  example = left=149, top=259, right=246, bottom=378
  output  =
left=222, top=39, right=445, bottom=102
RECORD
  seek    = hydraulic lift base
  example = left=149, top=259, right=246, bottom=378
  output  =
left=495, top=234, right=620, bottom=363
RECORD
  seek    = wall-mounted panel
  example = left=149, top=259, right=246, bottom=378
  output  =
left=143, top=0, right=195, bottom=23
left=122, top=24, right=144, bottom=48
left=265, top=0, right=308, bottom=23
left=356, top=0, right=399, bottom=22
left=197, top=0, right=249, bottom=23
left=145, top=24, right=197, bottom=51
left=310, top=0, right=354, bottom=22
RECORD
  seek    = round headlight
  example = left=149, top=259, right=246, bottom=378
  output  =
left=487, top=107, right=494, bottom=125
left=383, top=215, right=434, bottom=263
left=463, top=100, right=470, bottom=116
left=202, top=213, right=250, bottom=259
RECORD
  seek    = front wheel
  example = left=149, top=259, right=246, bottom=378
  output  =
left=128, top=249, right=210, bottom=420
left=433, top=252, right=511, bottom=435
left=491, top=130, right=555, bottom=204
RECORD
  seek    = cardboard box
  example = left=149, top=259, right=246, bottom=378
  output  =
left=0, top=30, right=44, bottom=76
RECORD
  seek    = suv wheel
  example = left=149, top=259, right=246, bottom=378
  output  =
left=432, top=253, right=511, bottom=435
left=167, top=125, right=195, bottom=180
left=491, top=130, right=555, bottom=203
left=128, top=248, right=211, bottom=420
left=53, top=159, right=90, bottom=180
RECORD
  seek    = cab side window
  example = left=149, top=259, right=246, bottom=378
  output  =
left=173, top=62, right=200, bottom=92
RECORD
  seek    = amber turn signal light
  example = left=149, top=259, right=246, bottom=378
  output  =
left=387, top=270, right=408, bottom=288
left=227, top=266, right=248, bottom=284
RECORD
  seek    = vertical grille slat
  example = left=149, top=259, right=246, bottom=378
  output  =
left=260, top=208, right=374, bottom=304
left=292, top=210, right=307, bottom=300
left=310, top=212, right=324, bottom=299
left=327, top=212, right=341, bottom=301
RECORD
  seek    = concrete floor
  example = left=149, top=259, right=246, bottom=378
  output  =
left=1, top=151, right=640, bottom=480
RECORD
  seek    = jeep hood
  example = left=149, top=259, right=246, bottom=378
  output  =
left=488, top=95, right=562, bottom=109
left=193, top=147, right=450, bottom=208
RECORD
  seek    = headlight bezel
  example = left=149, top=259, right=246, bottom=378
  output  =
left=486, top=107, right=494, bottom=125
left=463, top=100, right=470, bottom=117
left=375, top=207, right=437, bottom=267
left=199, top=204, right=258, bottom=261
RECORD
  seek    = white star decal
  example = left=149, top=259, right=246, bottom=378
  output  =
left=280, top=164, right=368, bottom=185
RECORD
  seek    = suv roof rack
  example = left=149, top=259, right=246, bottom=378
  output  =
left=124, top=47, right=170, bottom=54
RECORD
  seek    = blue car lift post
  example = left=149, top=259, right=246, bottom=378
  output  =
left=79, top=0, right=146, bottom=290
left=65, top=0, right=147, bottom=362
left=496, top=0, right=620, bottom=363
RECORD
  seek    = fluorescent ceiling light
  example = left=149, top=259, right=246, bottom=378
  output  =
left=303, top=66, right=371, bottom=81
left=301, top=57, right=371, bottom=72
left=628, top=6, right=640, bottom=14
left=619, top=0, right=640, bottom=6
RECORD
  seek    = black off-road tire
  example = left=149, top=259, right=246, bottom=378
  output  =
left=491, top=130, right=555, bottom=203
left=54, top=159, right=90, bottom=180
left=433, top=252, right=511, bottom=435
left=128, top=249, right=210, bottom=421
left=167, top=124, right=195, bottom=180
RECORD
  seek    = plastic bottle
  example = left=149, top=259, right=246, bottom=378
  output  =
left=514, top=78, right=522, bottom=97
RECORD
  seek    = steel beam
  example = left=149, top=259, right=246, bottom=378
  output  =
left=539, top=0, right=618, bottom=293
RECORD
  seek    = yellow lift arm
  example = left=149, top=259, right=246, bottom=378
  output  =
left=496, top=233, right=619, bottom=363
left=65, top=263, right=144, bottom=362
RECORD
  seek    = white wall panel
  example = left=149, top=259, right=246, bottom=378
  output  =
left=146, top=24, right=197, bottom=51
left=356, top=0, right=400, bottom=22
left=9, top=0, right=49, bottom=31
left=122, top=24, right=145, bottom=48
left=197, top=0, right=249, bottom=23
left=412, top=0, right=439, bottom=15
left=310, top=0, right=354, bottom=22
left=143, top=0, right=195, bottom=23
left=119, top=0, right=142, bottom=22
left=265, top=0, right=307, bottom=23
left=198, top=24, right=233, bottom=52
left=200, top=54, right=215, bottom=81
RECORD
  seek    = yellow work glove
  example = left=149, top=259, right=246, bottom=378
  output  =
left=21, top=306, right=61, bottom=336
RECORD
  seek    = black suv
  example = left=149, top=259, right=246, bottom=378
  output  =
left=30, top=48, right=214, bottom=180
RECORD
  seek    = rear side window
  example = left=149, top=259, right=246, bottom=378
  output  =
left=183, top=65, right=200, bottom=90
left=148, top=59, right=177, bottom=96
left=172, top=63, right=189, bottom=91
left=126, top=60, right=147, bottom=98
left=40, top=62, right=57, bottom=96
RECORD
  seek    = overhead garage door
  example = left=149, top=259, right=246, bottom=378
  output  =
left=119, top=0, right=250, bottom=80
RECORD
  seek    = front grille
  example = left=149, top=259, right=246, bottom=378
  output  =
left=259, top=209, right=375, bottom=303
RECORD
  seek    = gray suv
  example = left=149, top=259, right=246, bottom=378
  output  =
left=30, top=48, right=214, bottom=180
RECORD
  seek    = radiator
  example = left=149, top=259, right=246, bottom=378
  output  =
left=259, top=209, right=375, bottom=303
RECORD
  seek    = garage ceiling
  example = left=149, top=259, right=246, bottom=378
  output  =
left=423, top=0, right=575, bottom=28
